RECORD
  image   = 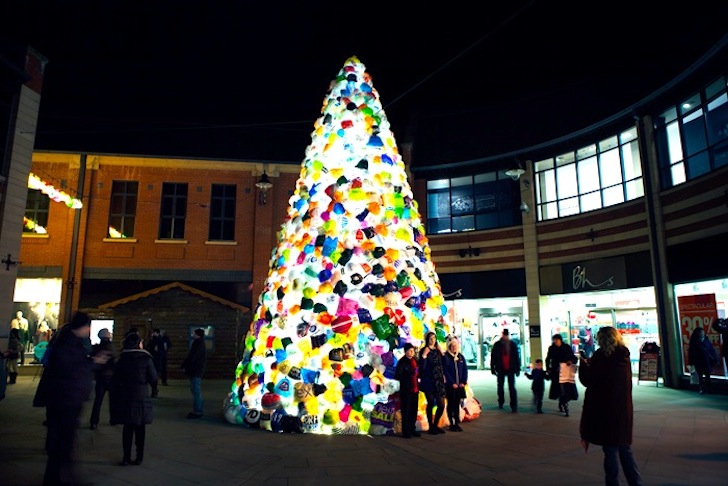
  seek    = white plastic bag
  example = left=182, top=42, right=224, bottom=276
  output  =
left=689, top=365, right=699, bottom=385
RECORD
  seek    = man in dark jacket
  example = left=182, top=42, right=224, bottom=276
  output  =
left=181, top=328, right=207, bottom=419
left=90, top=328, right=116, bottom=429
left=490, top=328, right=520, bottom=412
left=40, top=311, right=109, bottom=486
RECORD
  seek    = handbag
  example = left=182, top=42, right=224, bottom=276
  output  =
left=457, top=387, right=467, bottom=399
left=689, top=365, right=700, bottom=385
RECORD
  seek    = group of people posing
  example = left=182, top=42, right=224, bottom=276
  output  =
left=394, top=332, right=468, bottom=438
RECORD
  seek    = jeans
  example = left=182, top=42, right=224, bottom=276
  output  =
left=497, top=373, right=518, bottom=411
left=90, top=377, right=111, bottom=427
left=189, top=377, right=203, bottom=414
left=603, top=445, right=642, bottom=486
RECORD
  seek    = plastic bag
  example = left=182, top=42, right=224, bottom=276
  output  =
left=689, top=365, right=699, bottom=385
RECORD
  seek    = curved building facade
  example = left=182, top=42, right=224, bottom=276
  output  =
left=411, top=34, right=728, bottom=389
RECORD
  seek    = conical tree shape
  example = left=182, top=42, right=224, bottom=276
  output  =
left=225, top=56, right=450, bottom=434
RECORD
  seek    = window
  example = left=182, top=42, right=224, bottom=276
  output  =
left=426, top=170, right=520, bottom=233
left=24, top=189, right=50, bottom=233
left=107, top=180, right=138, bottom=238
left=655, top=74, right=728, bottom=188
left=534, top=126, right=644, bottom=221
left=159, top=183, right=187, bottom=239
left=209, top=184, right=236, bottom=241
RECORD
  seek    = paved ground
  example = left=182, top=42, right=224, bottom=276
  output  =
left=1, top=369, right=727, bottom=486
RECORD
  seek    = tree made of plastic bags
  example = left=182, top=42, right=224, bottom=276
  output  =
left=224, top=56, right=450, bottom=434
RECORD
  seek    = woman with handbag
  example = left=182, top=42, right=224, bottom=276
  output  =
left=442, top=336, right=468, bottom=432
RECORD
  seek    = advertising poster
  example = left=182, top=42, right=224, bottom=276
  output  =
left=677, top=294, right=722, bottom=375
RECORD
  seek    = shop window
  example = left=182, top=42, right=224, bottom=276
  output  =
left=107, top=180, right=138, bottom=238
left=159, top=182, right=187, bottom=239
left=24, top=188, right=50, bottom=234
left=209, top=184, right=236, bottom=241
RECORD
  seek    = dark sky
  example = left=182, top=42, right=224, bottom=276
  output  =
left=5, top=1, right=728, bottom=167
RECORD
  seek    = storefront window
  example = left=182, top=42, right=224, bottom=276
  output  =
left=674, top=279, right=727, bottom=379
left=541, top=288, right=658, bottom=373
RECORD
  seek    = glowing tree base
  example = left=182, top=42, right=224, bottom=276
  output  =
left=224, top=56, right=460, bottom=434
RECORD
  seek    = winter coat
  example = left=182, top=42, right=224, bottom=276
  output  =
left=110, top=348, right=158, bottom=425
left=146, top=334, right=169, bottom=371
left=688, top=333, right=718, bottom=375
left=91, top=338, right=116, bottom=381
left=490, top=339, right=520, bottom=376
left=181, top=338, right=207, bottom=378
left=5, top=332, right=22, bottom=360
left=442, top=352, right=468, bottom=387
left=525, top=368, right=547, bottom=392
left=33, top=326, right=94, bottom=409
left=579, top=345, right=633, bottom=447
left=418, top=347, right=446, bottom=396
left=394, top=355, right=419, bottom=394
left=545, top=342, right=577, bottom=400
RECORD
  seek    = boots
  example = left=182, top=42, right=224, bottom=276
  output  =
left=8, top=372, right=17, bottom=384
left=133, top=444, right=144, bottom=465
left=133, top=427, right=145, bottom=465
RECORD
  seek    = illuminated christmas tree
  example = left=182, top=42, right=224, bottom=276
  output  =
left=224, top=56, right=450, bottom=434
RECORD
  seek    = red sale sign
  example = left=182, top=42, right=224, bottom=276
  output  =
left=678, top=294, right=723, bottom=376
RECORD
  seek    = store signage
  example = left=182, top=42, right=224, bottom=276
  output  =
left=677, top=294, right=723, bottom=375
left=562, top=257, right=627, bottom=294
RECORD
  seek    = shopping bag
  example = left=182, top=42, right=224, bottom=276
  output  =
left=689, top=365, right=699, bottom=385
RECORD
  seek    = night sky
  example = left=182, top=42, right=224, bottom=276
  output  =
left=5, top=1, right=728, bottom=167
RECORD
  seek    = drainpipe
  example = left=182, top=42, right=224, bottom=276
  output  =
left=64, top=153, right=86, bottom=321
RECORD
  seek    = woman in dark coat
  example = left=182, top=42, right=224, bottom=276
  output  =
left=110, top=333, right=158, bottom=465
left=418, top=331, right=447, bottom=434
left=545, top=333, right=577, bottom=416
left=688, top=327, right=718, bottom=394
left=579, top=326, right=642, bottom=486
left=442, top=337, right=468, bottom=432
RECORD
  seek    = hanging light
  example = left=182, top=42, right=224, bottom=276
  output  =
left=256, top=172, right=273, bottom=205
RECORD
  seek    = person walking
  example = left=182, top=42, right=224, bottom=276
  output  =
left=145, top=329, right=164, bottom=397
left=37, top=311, right=107, bottom=486
left=418, top=331, right=447, bottom=435
left=5, top=328, right=23, bottom=384
left=525, top=358, right=548, bottom=413
left=490, top=328, right=520, bottom=412
left=688, top=327, right=718, bottom=394
left=545, top=333, right=578, bottom=416
left=158, top=328, right=171, bottom=386
left=394, top=342, right=420, bottom=438
left=579, top=326, right=642, bottom=486
left=181, top=328, right=207, bottom=419
left=110, top=332, right=158, bottom=466
left=442, top=336, right=468, bottom=431
left=89, top=328, right=116, bottom=429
